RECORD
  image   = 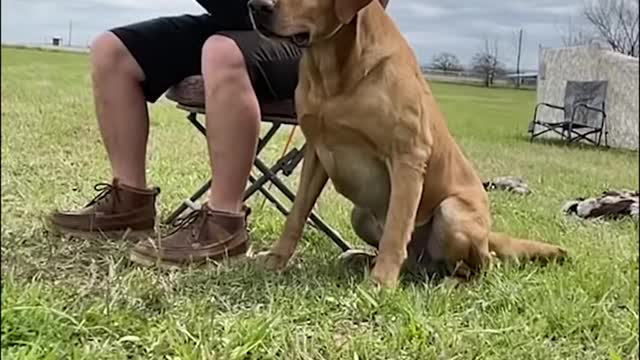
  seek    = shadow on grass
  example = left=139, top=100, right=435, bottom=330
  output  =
left=3, top=216, right=573, bottom=318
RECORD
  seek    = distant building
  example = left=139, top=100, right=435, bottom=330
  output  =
left=504, top=72, right=538, bottom=87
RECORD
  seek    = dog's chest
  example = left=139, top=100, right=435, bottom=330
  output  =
left=298, top=102, right=391, bottom=211
left=316, top=142, right=390, bottom=211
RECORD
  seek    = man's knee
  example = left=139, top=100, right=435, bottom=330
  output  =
left=201, top=35, right=248, bottom=81
left=89, top=32, right=143, bottom=81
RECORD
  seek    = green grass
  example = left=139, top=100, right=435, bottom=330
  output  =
left=2, top=46, right=638, bottom=359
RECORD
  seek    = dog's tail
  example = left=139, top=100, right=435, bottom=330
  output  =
left=487, top=232, right=567, bottom=263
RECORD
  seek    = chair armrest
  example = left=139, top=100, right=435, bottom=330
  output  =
left=538, top=102, right=564, bottom=111
left=573, top=103, right=605, bottom=115
left=570, top=103, right=606, bottom=127
left=533, top=102, right=564, bottom=122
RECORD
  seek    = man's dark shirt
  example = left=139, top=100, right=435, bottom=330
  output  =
left=196, top=0, right=254, bottom=30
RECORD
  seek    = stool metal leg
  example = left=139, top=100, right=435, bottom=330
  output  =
left=252, top=157, right=351, bottom=252
left=168, top=111, right=351, bottom=252
left=163, top=179, right=212, bottom=225
left=164, top=112, right=279, bottom=224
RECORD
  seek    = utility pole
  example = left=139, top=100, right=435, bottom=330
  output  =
left=68, top=20, right=73, bottom=47
left=515, top=28, right=523, bottom=88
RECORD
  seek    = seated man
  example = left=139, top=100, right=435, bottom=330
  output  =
left=47, top=1, right=302, bottom=267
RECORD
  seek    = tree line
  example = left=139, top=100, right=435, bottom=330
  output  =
left=426, top=39, right=512, bottom=88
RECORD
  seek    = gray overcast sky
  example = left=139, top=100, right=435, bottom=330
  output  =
left=1, top=0, right=589, bottom=70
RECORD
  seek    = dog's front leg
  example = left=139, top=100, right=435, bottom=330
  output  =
left=370, top=155, right=426, bottom=288
left=257, top=145, right=328, bottom=271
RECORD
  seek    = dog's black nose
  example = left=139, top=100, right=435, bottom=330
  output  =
left=248, top=0, right=275, bottom=14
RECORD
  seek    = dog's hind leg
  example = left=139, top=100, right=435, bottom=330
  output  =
left=351, top=206, right=383, bottom=247
left=425, top=197, right=493, bottom=280
left=338, top=207, right=383, bottom=268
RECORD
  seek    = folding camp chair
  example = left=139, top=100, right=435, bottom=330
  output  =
left=163, top=75, right=351, bottom=252
left=528, top=80, right=608, bottom=147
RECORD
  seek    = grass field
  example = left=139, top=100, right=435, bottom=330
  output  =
left=2, top=46, right=638, bottom=359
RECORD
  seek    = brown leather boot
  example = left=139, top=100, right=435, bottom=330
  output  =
left=48, top=178, right=160, bottom=239
left=129, top=205, right=250, bottom=268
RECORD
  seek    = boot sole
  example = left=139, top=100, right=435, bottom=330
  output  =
left=128, top=243, right=250, bottom=270
left=47, top=223, right=153, bottom=242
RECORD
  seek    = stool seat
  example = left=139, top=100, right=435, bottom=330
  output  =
left=165, top=75, right=297, bottom=122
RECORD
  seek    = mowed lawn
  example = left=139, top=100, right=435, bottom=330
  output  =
left=1, top=46, right=638, bottom=359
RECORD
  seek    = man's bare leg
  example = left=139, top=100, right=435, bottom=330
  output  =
left=129, top=34, right=259, bottom=267
left=48, top=32, right=158, bottom=237
left=90, top=32, right=149, bottom=189
left=201, top=35, right=261, bottom=214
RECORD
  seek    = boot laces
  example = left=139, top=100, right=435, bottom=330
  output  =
left=169, top=208, right=206, bottom=237
left=86, top=182, right=119, bottom=211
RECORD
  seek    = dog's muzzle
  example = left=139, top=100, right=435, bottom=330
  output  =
left=247, top=0, right=310, bottom=47
left=248, top=0, right=278, bottom=39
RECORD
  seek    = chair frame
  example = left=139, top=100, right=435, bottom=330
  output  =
left=164, top=103, right=352, bottom=252
left=528, top=82, right=608, bottom=147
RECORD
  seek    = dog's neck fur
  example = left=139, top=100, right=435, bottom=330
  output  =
left=304, top=4, right=394, bottom=96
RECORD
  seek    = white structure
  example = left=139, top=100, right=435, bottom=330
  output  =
left=536, top=45, right=639, bottom=150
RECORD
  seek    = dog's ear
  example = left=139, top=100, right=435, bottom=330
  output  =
left=334, top=0, right=375, bottom=24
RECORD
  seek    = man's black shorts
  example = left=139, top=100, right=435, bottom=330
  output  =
left=109, top=14, right=302, bottom=103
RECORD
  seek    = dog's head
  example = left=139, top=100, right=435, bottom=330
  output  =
left=248, top=0, right=388, bottom=47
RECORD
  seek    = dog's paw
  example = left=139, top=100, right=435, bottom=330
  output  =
left=369, top=263, right=400, bottom=289
left=255, top=250, right=291, bottom=272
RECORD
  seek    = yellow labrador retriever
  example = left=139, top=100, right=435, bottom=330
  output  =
left=248, top=0, right=567, bottom=288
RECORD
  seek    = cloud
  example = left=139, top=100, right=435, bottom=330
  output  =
left=2, top=0, right=589, bottom=70
left=386, top=0, right=588, bottom=69
left=391, top=3, right=451, bottom=18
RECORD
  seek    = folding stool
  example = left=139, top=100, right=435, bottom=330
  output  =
left=163, top=75, right=351, bottom=251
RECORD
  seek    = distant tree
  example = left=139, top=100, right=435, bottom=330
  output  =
left=429, top=52, right=463, bottom=71
left=583, top=0, right=639, bottom=57
left=558, top=16, right=594, bottom=47
left=471, top=38, right=505, bottom=87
